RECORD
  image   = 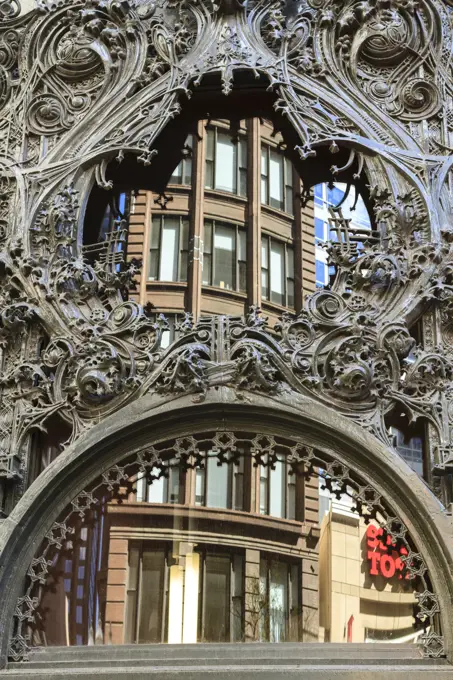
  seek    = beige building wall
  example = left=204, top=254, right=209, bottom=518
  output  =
left=319, top=507, right=417, bottom=644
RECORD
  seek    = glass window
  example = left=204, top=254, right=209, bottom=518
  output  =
left=316, top=259, right=327, bottom=288
left=149, top=216, right=189, bottom=283
left=195, top=452, right=244, bottom=510
left=206, top=457, right=229, bottom=508
left=136, top=463, right=181, bottom=504
left=260, top=456, right=296, bottom=520
left=261, top=236, right=295, bottom=308
left=203, top=220, right=246, bottom=293
left=315, top=217, right=326, bottom=243
left=214, top=225, right=235, bottom=290
left=125, top=545, right=169, bottom=644
left=259, top=557, right=300, bottom=643
left=261, top=144, right=294, bottom=214
left=216, top=132, right=237, bottom=193
left=170, top=134, right=193, bottom=186
left=199, top=551, right=244, bottom=643
left=205, top=127, right=247, bottom=197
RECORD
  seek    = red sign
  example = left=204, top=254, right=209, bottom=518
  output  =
left=366, top=524, right=409, bottom=580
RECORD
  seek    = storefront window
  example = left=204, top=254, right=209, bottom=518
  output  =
left=149, top=215, right=189, bottom=282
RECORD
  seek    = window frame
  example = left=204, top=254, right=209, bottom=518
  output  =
left=202, top=219, right=247, bottom=293
left=195, top=452, right=245, bottom=511
left=205, top=126, right=248, bottom=197
left=261, top=233, right=295, bottom=308
left=259, top=456, right=297, bottom=520
left=259, top=555, right=301, bottom=643
left=148, top=214, right=189, bottom=283
left=169, top=134, right=194, bottom=186
left=260, top=143, right=294, bottom=215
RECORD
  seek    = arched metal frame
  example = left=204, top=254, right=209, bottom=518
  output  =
left=1, top=0, right=453, bottom=668
left=0, top=391, right=452, bottom=664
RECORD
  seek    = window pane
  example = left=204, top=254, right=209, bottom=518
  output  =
left=160, top=218, right=179, bottom=281
left=206, top=129, right=215, bottom=161
left=270, top=240, right=285, bottom=305
left=206, top=456, right=228, bottom=508
left=316, top=259, right=327, bottom=287
left=170, top=162, right=182, bottom=184
left=287, top=247, right=294, bottom=279
left=168, top=466, right=180, bottom=503
left=215, top=133, right=237, bottom=193
left=234, top=456, right=244, bottom=511
left=260, top=465, right=268, bottom=514
left=214, top=225, right=235, bottom=290
left=261, top=146, right=267, bottom=176
left=205, top=160, right=214, bottom=189
left=203, top=221, right=212, bottom=285
left=232, top=555, right=244, bottom=642
left=269, top=561, right=288, bottom=643
left=239, top=168, right=247, bottom=197
left=287, top=471, right=296, bottom=520
left=195, top=468, right=205, bottom=506
left=148, top=475, right=165, bottom=503
left=270, top=460, right=285, bottom=518
left=181, top=218, right=189, bottom=250
left=138, top=549, right=166, bottom=643
left=125, top=547, right=140, bottom=643
left=203, top=555, right=230, bottom=642
left=238, top=229, right=247, bottom=291
left=269, top=151, right=283, bottom=209
left=315, top=217, right=325, bottom=243
left=150, top=217, right=160, bottom=249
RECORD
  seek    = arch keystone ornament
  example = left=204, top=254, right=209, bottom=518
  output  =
left=0, top=0, right=452, bottom=672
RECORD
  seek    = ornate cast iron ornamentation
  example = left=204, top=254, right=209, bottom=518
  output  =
left=0, top=0, right=453, bottom=660
left=8, top=430, right=443, bottom=660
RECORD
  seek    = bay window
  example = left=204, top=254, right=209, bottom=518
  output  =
left=203, top=220, right=247, bottom=292
left=149, top=215, right=189, bottom=282
left=261, top=145, right=294, bottom=213
left=205, top=127, right=247, bottom=196
left=261, top=236, right=295, bottom=307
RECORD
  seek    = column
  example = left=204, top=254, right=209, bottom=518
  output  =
left=188, top=120, right=206, bottom=320
left=247, top=118, right=262, bottom=308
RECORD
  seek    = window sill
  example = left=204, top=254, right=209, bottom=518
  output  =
left=261, top=203, right=294, bottom=224
left=107, top=501, right=314, bottom=540
left=204, top=188, right=248, bottom=205
left=146, top=281, right=188, bottom=289
left=202, top=286, right=247, bottom=301
left=262, top=300, right=296, bottom=316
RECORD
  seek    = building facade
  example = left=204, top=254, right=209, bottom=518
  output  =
left=0, top=0, right=453, bottom=678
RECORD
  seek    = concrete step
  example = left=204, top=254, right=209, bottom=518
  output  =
left=12, top=642, right=433, bottom=662
left=2, top=663, right=453, bottom=680
left=3, top=644, right=451, bottom=679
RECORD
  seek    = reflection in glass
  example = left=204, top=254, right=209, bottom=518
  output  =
left=25, top=444, right=425, bottom=650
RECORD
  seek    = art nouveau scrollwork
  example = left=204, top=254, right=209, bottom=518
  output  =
left=1, top=0, right=453, bottom=662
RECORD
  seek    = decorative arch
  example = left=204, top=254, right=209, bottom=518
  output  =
left=0, top=389, right=452, bottom=664
left=1, top=0, right=453, bottom=669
